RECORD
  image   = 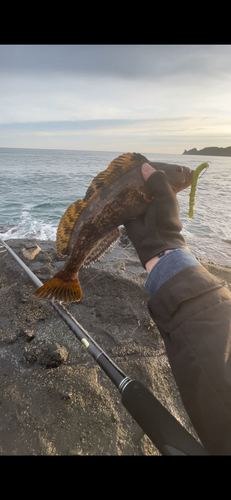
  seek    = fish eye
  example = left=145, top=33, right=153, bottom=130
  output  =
left=176, top=166, right=183, bottom=173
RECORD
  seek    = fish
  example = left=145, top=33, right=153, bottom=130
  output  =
left=34, top=152, right=193, bottom=303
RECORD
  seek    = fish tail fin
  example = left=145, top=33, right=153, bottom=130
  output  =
left=34, top=272, right=82, bottom=303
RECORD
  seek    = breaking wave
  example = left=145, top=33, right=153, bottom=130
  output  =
left=0, top=203, right=57, bottom=241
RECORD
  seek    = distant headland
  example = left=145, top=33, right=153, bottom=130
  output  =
left=183, top=146, right=231, bottom=157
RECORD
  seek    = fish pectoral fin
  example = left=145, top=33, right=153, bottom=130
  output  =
left=56, top=199, right=87, bottom=258
left=139, top=185, right=154, bottom=203
left=34, top=272, right=82, bottom=303
left=83, top=228, right=120, bottom=267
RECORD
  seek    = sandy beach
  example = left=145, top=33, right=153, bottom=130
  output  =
left=0, top=236, right=231, bottom=455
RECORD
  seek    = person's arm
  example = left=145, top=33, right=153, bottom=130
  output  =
left=146, top=259, right=231, bottom=456
left=125, top=163, right=231, bottom=455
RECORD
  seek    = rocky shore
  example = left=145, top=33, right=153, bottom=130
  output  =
left=183, top=146, right=231, bottom=156
left=0, top=235, right=231, bottom=455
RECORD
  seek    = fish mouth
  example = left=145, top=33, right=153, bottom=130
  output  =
left=173, top=168, right=194, bottom=192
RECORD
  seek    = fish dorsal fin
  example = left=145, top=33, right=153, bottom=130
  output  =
left=83, top=228, right=120, bottom=267
left=83, top=153, right=148, bottom=203
left=56, top=153, right=147, bottom=258
left=56, top=199, right=86, bottom=257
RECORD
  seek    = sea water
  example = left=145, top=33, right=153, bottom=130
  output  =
left=0, top=147, right=230, bottom=267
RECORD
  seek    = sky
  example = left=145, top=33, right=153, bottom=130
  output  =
left=0, top=44, right=231, bottom=154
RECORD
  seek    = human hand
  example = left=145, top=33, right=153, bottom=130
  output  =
left=124, top=163, right=186, bottom=269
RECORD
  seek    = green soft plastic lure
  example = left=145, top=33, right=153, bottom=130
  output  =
left=188, top=162, right=209, bottom=219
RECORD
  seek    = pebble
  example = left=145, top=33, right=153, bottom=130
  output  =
left=22, top=244, right=41, bottom=260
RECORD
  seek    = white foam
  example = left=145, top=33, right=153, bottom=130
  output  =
left=0, top=203, right=57, bottom=241
left=1, top=222, right=57, bottom=241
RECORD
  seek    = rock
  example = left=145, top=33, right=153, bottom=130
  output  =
left=22, top=243, right=41, bottom=260
left=118, top=226, right=131, bottom=247
left=69, top=447, right=83, bottom=455
left=22, top=340, right=68, bottom=368
left=20, top=328, right=35, bottom=342
left=1, top=237, right=231, bottom=455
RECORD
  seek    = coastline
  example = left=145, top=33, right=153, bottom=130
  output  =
left=0, top=237, right=231, bottom=455
left=183, top=145, right=231, bottom=156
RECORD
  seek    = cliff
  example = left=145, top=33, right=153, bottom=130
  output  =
left=183, top=146, right=231, bottom=157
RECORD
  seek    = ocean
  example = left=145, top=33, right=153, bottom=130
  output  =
left=0, top=147, right=231, bottom=267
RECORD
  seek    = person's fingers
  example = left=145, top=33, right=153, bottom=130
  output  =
left=144, top=169, right=174, bottom=200
left=142, top=169, right=181, bottom=228
left=142, top=164, right=173, bottom=200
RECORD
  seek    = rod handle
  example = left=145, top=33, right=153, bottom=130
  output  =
left=121, top=380, right=208, bottom=455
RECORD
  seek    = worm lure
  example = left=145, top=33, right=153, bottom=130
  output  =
left=188, top=162, right=209, bottom=219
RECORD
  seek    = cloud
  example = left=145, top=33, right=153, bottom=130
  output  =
left=1, top=115, right=229, bottom=153
left=1, top=45, right=231, bottom=152
left=1, top=44, right=231, bottom=81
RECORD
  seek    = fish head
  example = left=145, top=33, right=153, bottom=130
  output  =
left=148, top=162, right=193, bottom=193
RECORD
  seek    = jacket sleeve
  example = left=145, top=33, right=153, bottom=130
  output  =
left=147, top=264, right=231, bottom=455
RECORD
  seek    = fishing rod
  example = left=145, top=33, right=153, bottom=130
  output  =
left=0, top=237, right=208, bottom=456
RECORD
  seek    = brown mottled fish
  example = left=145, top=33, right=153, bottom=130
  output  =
left=34, top=152, right=193, bottom=303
